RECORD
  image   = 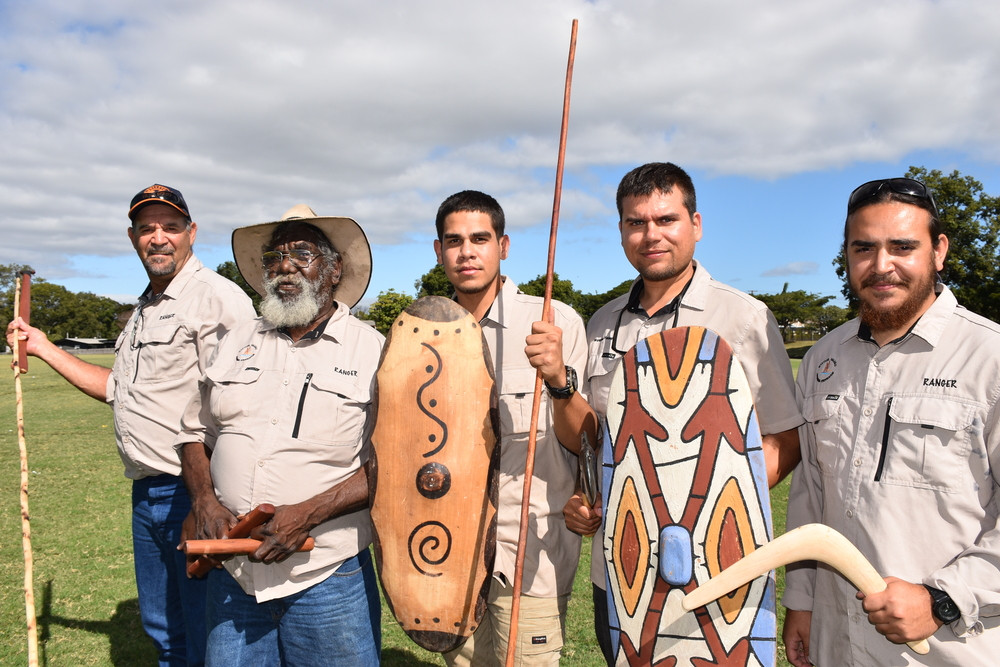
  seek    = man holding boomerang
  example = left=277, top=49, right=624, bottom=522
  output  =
left=176, top=206, right=382, bottom=665
left=7, top=184, right=254, bottom=666
left=562, top=162, right=804, bottom=664
left=433, top=190, right=597, bottom=665
left=783, top=177, right=1000, bottom=666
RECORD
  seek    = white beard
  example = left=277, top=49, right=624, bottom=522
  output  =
left=260, top=273, right=324, bottom=328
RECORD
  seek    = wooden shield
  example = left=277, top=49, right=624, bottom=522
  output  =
left=602, top=326, right=776, bottom=667
left=369, top=296, right=500, bottom=653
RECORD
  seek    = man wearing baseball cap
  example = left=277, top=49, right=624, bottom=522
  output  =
left=176, top=205, right=382, bottom=664
left=8, top=184, right=255, bottom=665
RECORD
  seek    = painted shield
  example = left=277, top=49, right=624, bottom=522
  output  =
left=602, top=326, right=776, bottom=667
left=369, top=296, right=500, bottom=653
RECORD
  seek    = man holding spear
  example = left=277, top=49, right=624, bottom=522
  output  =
left=6, top=184, right=255, bottom=666
left=432, top=190, right=597, bottom=665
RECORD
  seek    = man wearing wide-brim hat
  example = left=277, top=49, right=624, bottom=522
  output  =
left=176, top=205, right=383, bottom=665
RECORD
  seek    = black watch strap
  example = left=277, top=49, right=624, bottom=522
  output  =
left=545, top=366, right=577, bottom=399
left=924, top=585, right=960, bottom=624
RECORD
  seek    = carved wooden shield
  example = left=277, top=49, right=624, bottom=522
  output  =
left=369, top=296, right=500, bottom=653
left=602, top=326, right=776, bottom=667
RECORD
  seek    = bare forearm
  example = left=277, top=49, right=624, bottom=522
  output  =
left=763, top=428, right=801, bottom=488
left=33, top=339, right=111, bottom=401
left=552, top=392, right=598, bottom=455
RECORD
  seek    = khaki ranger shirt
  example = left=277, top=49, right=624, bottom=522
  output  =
left=585, top=261, right=803, bottom=586
left=482, top=277, right=588, bottom=599
left=784, top=285, right=1000, bottom=666
left=109, top=255, right=254, bottom=479
left=176, top=304, right=384, bottom=602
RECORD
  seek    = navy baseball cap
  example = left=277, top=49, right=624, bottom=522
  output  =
left=128, top=184, right=191, bottom=221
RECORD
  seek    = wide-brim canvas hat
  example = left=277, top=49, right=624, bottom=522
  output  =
left=232, top=205, right=372, bottom=308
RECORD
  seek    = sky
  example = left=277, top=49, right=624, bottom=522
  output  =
left=2, top=0, right=999, bottom=309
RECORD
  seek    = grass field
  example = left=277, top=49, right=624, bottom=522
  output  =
left=2, top=354, right=799, bottom=666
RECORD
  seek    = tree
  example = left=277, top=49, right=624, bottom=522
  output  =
left=754, top=283, right=831, bottom=342
left=517, top=273, right=582, bottom=311
left=217, top=260, right=261, bottom=313
left=815, top=305, right=849, bottom=333
left=835, top=166, right=1000, bottom=322
left=362, top=289, right=414, bottom=334
left=577, top=279, right=634, bottom=323
left=414, top=264, right=453, bottom=298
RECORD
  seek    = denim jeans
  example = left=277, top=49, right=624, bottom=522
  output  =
left=132, top=475, right=208, bottom=666
left=204, top=550, right=381, bottom=666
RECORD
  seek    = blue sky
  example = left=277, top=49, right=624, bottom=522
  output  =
left=2, top=1, right=999, bottom=310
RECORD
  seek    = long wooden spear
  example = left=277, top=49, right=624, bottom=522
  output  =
left=12, top=269, right=40, bottom=666
left=505, top=19, right=578, bottom=666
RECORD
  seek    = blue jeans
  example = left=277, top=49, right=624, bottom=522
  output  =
left=204, top=550, right=381, bottom=666
left=132, top=475, right=208, bottom=666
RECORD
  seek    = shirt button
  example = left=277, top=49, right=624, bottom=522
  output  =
left=271, top=417, right=278, bottom=425
left=257, top=460, right=264, bottom=467
left=854, top=459, right=862, bottom=467
left=846, top=509, right=854, bottom=518
left=863, top=408, right=873, bottom=417
left=282, top=379, right=289, bottom=386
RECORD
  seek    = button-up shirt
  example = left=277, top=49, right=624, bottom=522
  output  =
left=784, top=285, right=1000, bottom=665
left=176, top=304, right=384, bottom=601
left=482, top=277, right=588, bottom=598
left=585, top=261, right=803, bottom=585
left=109, top=255, right=255, bottom=479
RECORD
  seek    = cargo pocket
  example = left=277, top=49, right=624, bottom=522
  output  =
left=294, top=372, right=371, bottom=467
left=499, top=367, right=541, bottom=436
left=802, top=393, right=848, bottom=477
left=134, top=321, right=189, bottom=383
left=879, top=395, right=975, bottom=493
left=207, top=365, right=263, bottom=425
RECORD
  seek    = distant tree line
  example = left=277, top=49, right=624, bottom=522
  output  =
left=4, top=165, right=998, bottom=343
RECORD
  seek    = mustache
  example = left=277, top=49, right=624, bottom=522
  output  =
left=147, top=244, right=174, bottom=255
left=861, top=273, right=905, bottom=288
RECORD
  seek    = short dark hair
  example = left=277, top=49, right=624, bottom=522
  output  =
left=616, top=162, right=697, bottom=219
left=843, top=184, right=945, bottom=251
left=435, top=190, right=506, bottom=240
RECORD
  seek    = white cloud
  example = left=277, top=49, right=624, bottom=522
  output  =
left=1, top=0, right=998, bottom=296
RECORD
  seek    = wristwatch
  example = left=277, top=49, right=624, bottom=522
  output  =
left=545, top=366, right=577, bottom=399
left=924, top=585, right=960, bottom=624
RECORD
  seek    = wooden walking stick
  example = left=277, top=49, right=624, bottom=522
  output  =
left=12, top=270, right=40, bottom=666
left=505, top=19, right=578, bottom=667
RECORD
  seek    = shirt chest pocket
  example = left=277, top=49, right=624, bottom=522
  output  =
left=207, top=366, right=263, bottom=426
left=802, top=393, right=849, bottom=476
left=134, top=322, right=190, bottom=383
left=879, top=395, right=976, bottom=493
left=295, top=373, right=371, bottom=464
left=499, top=367, right=543, bottom=436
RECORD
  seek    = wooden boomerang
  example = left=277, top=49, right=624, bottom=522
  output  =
left=681, top=523, right=930, bottom=655
left=183, top=537, right=315, bottom=556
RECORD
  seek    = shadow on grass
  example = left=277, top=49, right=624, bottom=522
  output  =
left=381, top=647, right=441, bottom=666
left=38, top=580, right=157, bottom=666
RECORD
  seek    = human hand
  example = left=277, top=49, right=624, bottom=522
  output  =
left=858, top=577, right=941, bottom=644
left=525, top=317, right=566, bottom=387
left=563, top=491, right=601, bottom=536
left=782, top=608, right=813, bottom=667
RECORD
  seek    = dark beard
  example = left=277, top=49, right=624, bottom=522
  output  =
left=855, top=267, right=937, bottom=335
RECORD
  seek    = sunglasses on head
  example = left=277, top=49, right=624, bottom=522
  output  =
left=847, top=178, right=939, bottom=217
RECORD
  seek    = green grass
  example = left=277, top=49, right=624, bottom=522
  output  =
left=2, top=355, right=796, bottom=665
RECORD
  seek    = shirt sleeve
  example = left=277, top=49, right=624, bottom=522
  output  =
left=781, top=364, right=824, bottom=612
left=737, top=308, right=803, bottom=436
left=925, top=399, right=1000, bottom=635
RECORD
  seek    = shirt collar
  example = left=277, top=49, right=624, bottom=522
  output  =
left=260, top=300, right=349, bottom=342
left=625, top=260, right=705, bottom=317
left=138, top=255, right=204, bottom=306
left=849, top=282, right=954, bottom=348
left=479, top=275, right=515, bottom=329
